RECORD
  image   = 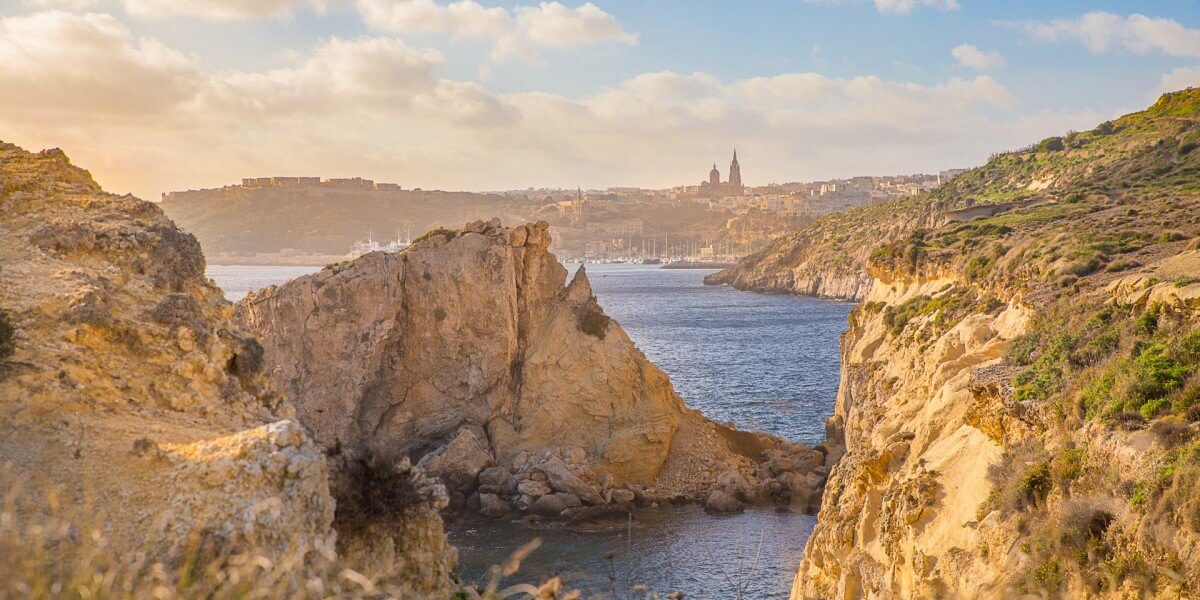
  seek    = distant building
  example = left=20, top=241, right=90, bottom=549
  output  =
left=585, top=218, right=644, bottom=235
left=699, top=149, right=744, bottom=197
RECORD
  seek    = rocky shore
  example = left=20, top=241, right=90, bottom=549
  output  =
left=235, top=218, right=832, bottom=521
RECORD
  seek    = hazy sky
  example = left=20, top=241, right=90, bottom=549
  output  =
left=1, top=0, right=1198, bottom=200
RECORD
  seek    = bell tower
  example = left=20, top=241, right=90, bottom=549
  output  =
left=728, top=149, right=742, bottom=194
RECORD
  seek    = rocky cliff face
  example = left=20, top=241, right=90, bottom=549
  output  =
left=791, top=90, right=1200, bottom=598
left=704, top=198, right=938, bottom=301
left=0, top=142, right=453, bottom=596
left=236, top=219, right=828, bottom=518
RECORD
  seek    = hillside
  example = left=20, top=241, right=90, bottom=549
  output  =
left=707, top=89, right=1200, bottom=300
left=787, top=89, right=1200, bottom=597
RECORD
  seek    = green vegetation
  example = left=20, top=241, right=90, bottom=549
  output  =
left=412, top=227, right=458, bottom=244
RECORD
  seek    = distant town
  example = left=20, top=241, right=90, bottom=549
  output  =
left=161, top=150, right=967, bottom=265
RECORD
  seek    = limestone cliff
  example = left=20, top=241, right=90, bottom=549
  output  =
left=0, top=141, right=452, bottom=596
left=235, top=219, right=827, bottom=517
left=792, top=90, right=1200, bottom=598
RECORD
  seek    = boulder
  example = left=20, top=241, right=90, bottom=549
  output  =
left=479, top=493, right=510, bottom=518
left=705, top=490, right=745, bottom=515
left=541, top=457, right=603, bottom=504
left=478, top=466, right=511, bottom=487
left=529, top=494, right=568, bottom=517
left=554, top=493, right=583, bottom=508
left=416, top=428, right=493, bottom=493
left=517, top=480, right=552, bottom=497
left=610, top=488, right=636, bottom=504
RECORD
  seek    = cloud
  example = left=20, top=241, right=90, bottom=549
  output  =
left=1022, top=11, right=1200, bottom=57
left=951, top=43, right=1005, bottom=69
left=357, top=0, right=636, bottom=61
left=802, top=0, right=959, bottom=14
left=1158, top=66, right=1200, bottom=94
left=355, top=0, right=510, bottom=37
left=1, top=9, right=1094, bottom=205
left=0, top=11, right=204, bottom=116
left=27, top=0, right=325, bottom=19
left=873, top=0, right=957, bottom=14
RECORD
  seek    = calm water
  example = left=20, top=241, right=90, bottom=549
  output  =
left=207, top=262, right=851, bottom=598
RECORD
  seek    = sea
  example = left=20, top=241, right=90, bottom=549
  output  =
left=207, top=262, right=852, bottom=599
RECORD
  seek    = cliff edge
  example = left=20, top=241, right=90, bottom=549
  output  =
left=794, top=90, right=1200, bottom=597
left=0, top=141, right=453, bottom=596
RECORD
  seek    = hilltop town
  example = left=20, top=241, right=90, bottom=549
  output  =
left=162, top=151, right=963, bottom=265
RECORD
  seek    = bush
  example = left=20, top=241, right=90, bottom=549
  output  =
left=1092, top=121, right=1115, bottom=135
left=575, top=302, right=610, bottom=340
left=412, top=227, right=458, bottom=244
left=1037, top=137, right=1066, bottom=152
left=1051, top=447, right=1086, bottom=489
left=1005, top=333, right=1041, bottom=366
left=0, top=309, right=13, bottom=361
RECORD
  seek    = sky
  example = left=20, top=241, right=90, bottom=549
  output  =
left=1, top=0, right=1199, bottom=200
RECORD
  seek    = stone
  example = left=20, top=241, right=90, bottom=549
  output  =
left=529, top=494, right=568, bottom=517
left=416, top=428, right=493, bottom=493
left=478, top=466, right=511, bottom=487
left=541, top=457, right=603, bottom=504
left=705, top=490, right=745, bottom=515
left=517, top=480, right=552, bottom=498
left=610, top=488, right=636, bottom=504
left=553, top=492, right=583, bottom=508
left=479, top=493, right=510, bottom=518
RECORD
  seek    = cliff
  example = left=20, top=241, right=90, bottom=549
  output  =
left=793, top=89, right=1200, bottom=597
left=0, top=142, right=453, bottom=596
left=235, top=218, right=828, bottom=518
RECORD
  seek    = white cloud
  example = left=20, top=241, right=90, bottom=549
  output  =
left=1158, top=66, right=1200, bottom=94
left=124, top=0, right=311, bottom=19
left=0, top=11, right=203, bottom=116
left=357, top=0, right=636, bottom=61
left=1, top=9, right=1093, bottom=205
left=802, top=0, right=959, bottom=14
left=951, top=43, right=1005, bottom=70
left=26, top=0, right=331, bottom=20
left=873, top=0, right=957, bottom=14
left=1023, top=11, right=1200, bottom=57
left=355, top=0, right=510, bottom=37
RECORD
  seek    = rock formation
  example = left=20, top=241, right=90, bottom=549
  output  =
left=764, top=91, right=1200, bottom=598
left=0, top=141, right=453, bottom=596
left=236, top=218, right=828, bottom=518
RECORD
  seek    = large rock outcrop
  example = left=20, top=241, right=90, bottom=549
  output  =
left=791, top=90, right=1200, bottom=598
left=236, top=219, right=828, bottom=515
left=0, top=141, right=453, bottom=596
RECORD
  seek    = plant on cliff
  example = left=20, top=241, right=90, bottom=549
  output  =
left=575, top=302, right=611, bottom=340
left=0, top=308, right=14, bottom=361
left=412, top=227, right=458, bottom=244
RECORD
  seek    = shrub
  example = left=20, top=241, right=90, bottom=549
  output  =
left=412, top=227, right=458, bottom=244
left=1092, top=121, right=1115, bottom=135
left=0, top=309, right=13, bottom=361
left=1135, top=305, right=1160, bottom=336
left=1037, top=137, right=1066, bottom=152
left=988, top=445, right=1053, bottom=512
left=1005, top=333, right=1041, bottom=366
left=575, top=302, right=610, bottom=340
left=1051, top=447, right=1086, bottom=489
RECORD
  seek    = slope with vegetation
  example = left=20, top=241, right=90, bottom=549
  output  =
left=785, top=89, right=1200, bottom=598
